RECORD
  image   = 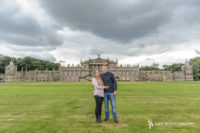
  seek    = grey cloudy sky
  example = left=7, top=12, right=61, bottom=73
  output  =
left=1, top=0, right=200, bottom=66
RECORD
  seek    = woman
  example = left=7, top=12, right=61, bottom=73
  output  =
left=92, top=69, right=109, bottom=123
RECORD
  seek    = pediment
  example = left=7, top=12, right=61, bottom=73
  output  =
left=82, top=57, right=116, bottom=64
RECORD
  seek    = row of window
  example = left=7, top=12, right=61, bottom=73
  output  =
left=60, top=71, right=89, bottom=77
left=186, top=73, right=193, bottom=76
left=60, top=71, right=139, bottom=77
left=112, top=71, right=138, bottom=76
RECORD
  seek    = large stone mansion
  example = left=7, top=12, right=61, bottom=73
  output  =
left=1, top=54, right=194, bottom=82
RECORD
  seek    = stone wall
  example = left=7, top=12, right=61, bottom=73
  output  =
left=174, top=71, right=185, bottom=81
left=0, top=74, right=5, bottom=80
left=139, top=71, right=186, bottom=81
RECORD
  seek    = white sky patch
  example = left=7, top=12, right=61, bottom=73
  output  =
left=0, top=43, right=56, bottom=61
left=16, top=0, right=56, bottom=26
left=57, top=27, right=82, bottom=38
left=120, top=41, right=200, bottom=67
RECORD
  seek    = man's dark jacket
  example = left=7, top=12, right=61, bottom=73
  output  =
left=100, top=72, right=117, bottom=93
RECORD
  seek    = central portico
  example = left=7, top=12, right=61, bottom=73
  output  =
left=81, top=54, right=118, bottom=76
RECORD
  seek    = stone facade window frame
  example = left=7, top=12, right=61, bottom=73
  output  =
left=65, top=71, right=67, bottom=76
left=69, top=71, right=71, bottom=76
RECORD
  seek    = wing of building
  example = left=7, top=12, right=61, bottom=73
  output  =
left=3, top=55, right=194, bottom=82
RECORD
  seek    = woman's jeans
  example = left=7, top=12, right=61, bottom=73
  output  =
left=94, top=95, right=104, bottom=120
left=104, top=92, right=117, bottom=120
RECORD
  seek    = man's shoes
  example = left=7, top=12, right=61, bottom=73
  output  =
left=114, top=120, right=118, bottom=123
left=96, top=119, right=102, bottom=123
left=104, top=119, right=109, bottom=121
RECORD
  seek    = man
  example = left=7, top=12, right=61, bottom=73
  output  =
left=100, top=64, right=118, bottom=123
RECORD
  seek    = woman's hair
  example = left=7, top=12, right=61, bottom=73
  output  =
left=92, top=69, right=104, bottom=86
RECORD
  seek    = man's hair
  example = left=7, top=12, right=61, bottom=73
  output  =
left=102, top=64, right=108, bottom=67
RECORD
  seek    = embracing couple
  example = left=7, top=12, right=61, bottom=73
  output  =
left=92, top=65, right=118, bottom=123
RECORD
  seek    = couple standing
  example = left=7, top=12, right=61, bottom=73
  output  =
left=92, top=65, right=118, bottom=123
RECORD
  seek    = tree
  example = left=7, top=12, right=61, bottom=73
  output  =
left=162, top=63, right=184, bottom=72
left=140, top=63, right=160, bottom=71
left=0, top=56, right=61, bottom=73
left=189, top=57, right=200, bottom=80
left=0, top=56, right=12, bottom=73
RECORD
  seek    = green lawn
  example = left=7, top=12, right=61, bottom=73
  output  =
left=0, top=81, right=200, bottom=133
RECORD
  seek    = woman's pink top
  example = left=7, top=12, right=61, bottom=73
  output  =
left=92, top=77, right=105, bottom=97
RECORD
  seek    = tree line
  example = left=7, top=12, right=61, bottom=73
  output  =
left=140, top=63, right=184, bottom=72
left=0, top=56, right=60, bottom=74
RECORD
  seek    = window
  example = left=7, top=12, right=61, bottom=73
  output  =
left=69, top=71, right=71, bottom=76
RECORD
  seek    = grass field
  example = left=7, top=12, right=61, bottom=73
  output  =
left=0, top=81, right=200, bottom=133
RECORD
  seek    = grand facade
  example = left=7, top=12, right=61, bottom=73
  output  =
left=2, top=54, right=194, bottom=82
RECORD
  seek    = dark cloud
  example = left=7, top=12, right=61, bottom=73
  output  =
left=40, top=0, right=168, bottom=43
left=0, top=0, right=62, bottom=47
left=40, top=0, right=200, bottom=43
